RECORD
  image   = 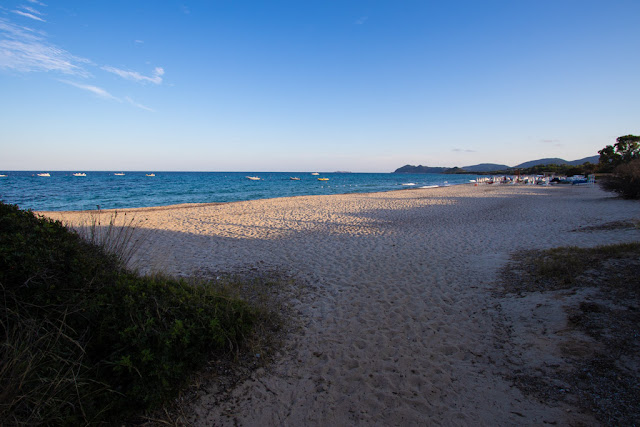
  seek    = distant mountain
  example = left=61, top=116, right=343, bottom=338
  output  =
left=394, top=165, right=449, bottom=173
left=567, top=155, right=599, bottom=166
left=514, top=156, right=599, bottom=168
left=514, top=158, right=567, bottom=168
left=394, top=155, right=600, bottom=174
left=461, top=163, right=510, bottom=172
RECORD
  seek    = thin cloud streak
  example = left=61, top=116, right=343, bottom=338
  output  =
left=13, top=10, right=45, bottom=22
left=21, top=6, right=44, bottom=15
left=60, top=79, right=118, bottom=100
left=102, top=65, right=164, bottom=84
left=125, top=96, right=155, bottom=112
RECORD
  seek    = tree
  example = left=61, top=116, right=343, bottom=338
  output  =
left=598, top=134, right=640, bottom=172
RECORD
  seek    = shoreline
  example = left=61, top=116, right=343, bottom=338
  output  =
left=41, top=184, right=640, bottom=424
left=38, top=182, right=475, bottom=214
left=5, top=170, right=477, bottom=213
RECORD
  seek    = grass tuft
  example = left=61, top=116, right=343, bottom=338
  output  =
left=503, top=242, right=640, bottom=292
left=72, top=209, right=146, bottom=270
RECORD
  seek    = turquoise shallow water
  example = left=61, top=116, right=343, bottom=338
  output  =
left=0, top=171, right=478, bottom=211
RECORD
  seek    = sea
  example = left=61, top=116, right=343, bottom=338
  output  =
left=0, top=171, right=479, bottom=212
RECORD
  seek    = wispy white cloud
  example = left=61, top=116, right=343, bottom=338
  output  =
left=134, top=39, right=144, bottom=44
left=59, top=81, right=157, bottom=111
left=60, top=79, right=118, bottom=100
left=13, top=10, right=45, bottom=22
left=102, top=65, right=164, bottom=84
left=452, top=148, right=476, bottom=153
left=355, top=16, right=368, bottom=25
left=20, top=5, right=45, bottom=16
left=1, top=12, right=160, bottom=109
left=125, top=96, right=155, bottom=112
left=25, top=0, right=47, bottom=6
left=0, top=19, right=90, bottom=75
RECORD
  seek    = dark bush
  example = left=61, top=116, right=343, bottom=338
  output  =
left=599, top=158, right=640, bottom=199
left=0, top=202, right=256, bottom=424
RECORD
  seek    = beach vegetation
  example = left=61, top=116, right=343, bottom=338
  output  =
left=598, top=158, right=640, bottom=199
left=74, top=209, right=145, bottom=269
left=503, top=241, right=640, bottom=291
left=501, top=241, right=640, bottom=424
left=596, top=134, right=640, bottom=198
left=0, top=201, right=279, bottom=425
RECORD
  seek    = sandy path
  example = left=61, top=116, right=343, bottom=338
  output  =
left=43, top=184, right=640, bottom=425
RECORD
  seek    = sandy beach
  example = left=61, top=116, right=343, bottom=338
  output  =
left=43, top=184, right=640, bottom=425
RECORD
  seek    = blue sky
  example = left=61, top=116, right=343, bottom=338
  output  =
left=1, top=1, right=639, bottom=172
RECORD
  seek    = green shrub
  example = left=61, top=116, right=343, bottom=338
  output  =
left=0, top=202, right=256, bottom=424
left=599, top=158, right=640, bottom=199
left=88, top=273, right=255, bottom=411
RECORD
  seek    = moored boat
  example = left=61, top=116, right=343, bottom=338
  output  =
left=37, top=173, right=50, bottom=177
left=73, top=173, right=87, bottom=177
left=317, top=177, right=329, bottom=181
left=311, top=172, right=320, bottom=176
left=246, top=176, right=261, bottom=180
left=146, top=173, right=155, bottom=177
left=290, top=177, right=301, bottom=180
left=114, top=173, right=125, bottom=176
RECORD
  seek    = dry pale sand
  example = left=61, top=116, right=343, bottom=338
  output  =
left=43, top=184, right=640, bottom=426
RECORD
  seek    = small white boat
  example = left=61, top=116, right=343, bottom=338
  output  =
left=290, top=177, right=301, bottom=180
left=146, top=173, right=155, bottom=177
left=73, top=172, right=87, bottom=177
left=114, top=173, right=125, bottom=176
left=246, top=176, right=261, bottom=180
left=37, top=173, right=50, bottom=177
left=0, top=174, right=7, bottom=177
left=311, top=172, right=320, bottom=176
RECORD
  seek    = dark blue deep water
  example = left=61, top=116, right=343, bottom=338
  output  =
left=0, top=171, right=478, bottom=211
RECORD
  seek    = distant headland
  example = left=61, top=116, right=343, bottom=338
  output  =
left=394, top=155, right=599, bottom=174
